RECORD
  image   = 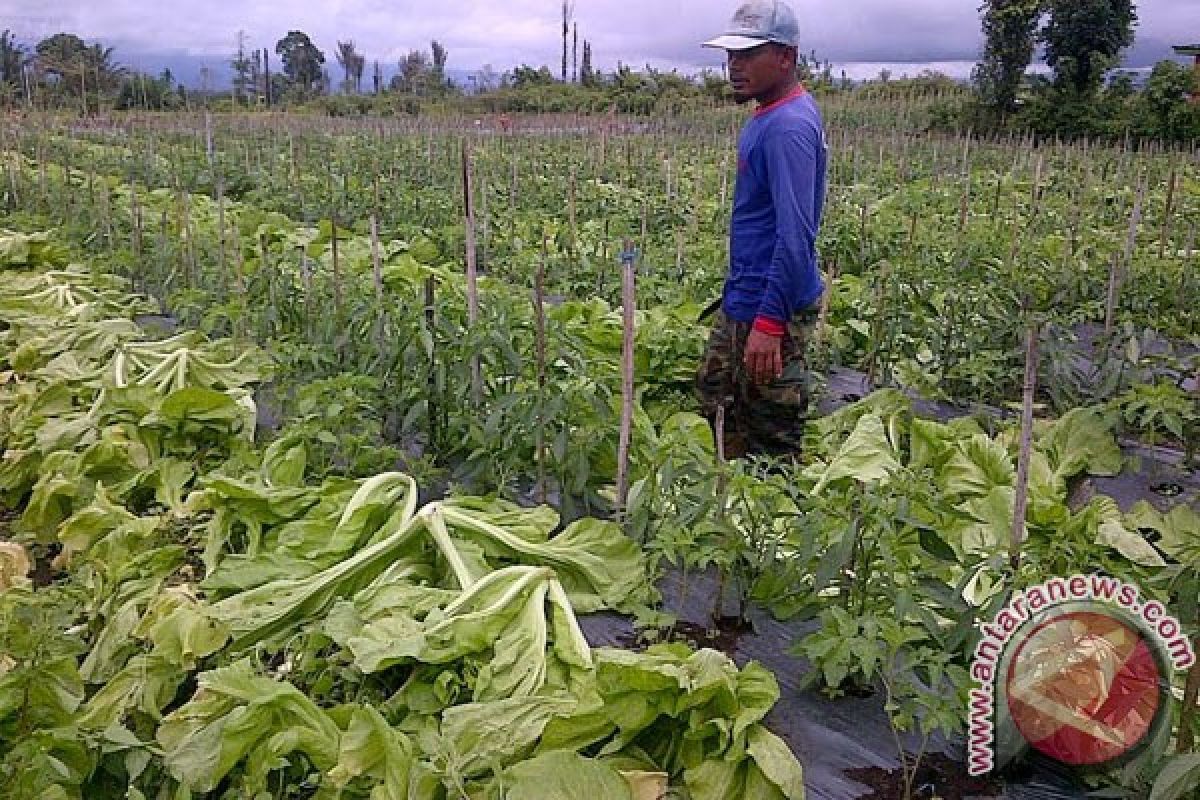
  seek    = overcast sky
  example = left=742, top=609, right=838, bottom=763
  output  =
left=3, top=0, right=1195, bottom=83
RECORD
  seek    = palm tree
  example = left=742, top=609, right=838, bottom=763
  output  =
left=86, top=43, right=125, bottom=92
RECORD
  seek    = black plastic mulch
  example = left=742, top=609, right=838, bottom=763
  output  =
left=576, top=366, right=1197, bottom=799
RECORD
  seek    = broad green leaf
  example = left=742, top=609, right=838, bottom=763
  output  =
left=940, top=434, right=1013, bottom=498
left=495, top=750, right=632, bottom=800
left=1036, top=407, right=1122, bottom=481
left=746, top=724, right=805, bottom=799
left=1092, top=497, right=1166, bottom=567
left=157, top=661, right=340, bottom=793
left=811, top=413, right=901, bottom=495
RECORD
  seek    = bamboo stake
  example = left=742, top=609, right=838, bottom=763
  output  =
left=182, top=191, right=197, bottom=290
left=232, top=218, right=245, bottom=298
left=615, top=240, right=637, bottom=518
left=425, top=273, right=440, bottom=448
left=369, top=214, right=384, bottom=302
left=567, top=165, right=578, bottom=257
left=216, top=178, right=228, bottom=298
left=130, top=183, right=143, bottom=264
left=1010, top=317, right=1040, bottom=572
left=533, top=237, right=549, bottom=505
left=462, top=140, right=482, bottom=407
left=330, top=214, right=343, bottom=322
left=1105, top=177, right=1146, bottom=337
left=1159, top=160, right=1178, bottom=259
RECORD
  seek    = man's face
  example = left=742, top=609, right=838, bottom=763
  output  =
left=727, top=43, right=792, bottom=103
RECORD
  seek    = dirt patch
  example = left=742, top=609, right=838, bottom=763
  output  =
left=30, top=543, right=62, bottom=588
left=845, top=753, right=1004, bottom=799
left=617, top=616, right=753, bottom=654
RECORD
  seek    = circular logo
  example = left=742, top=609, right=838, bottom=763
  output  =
left=1003, top=608, right=1166, bottom=767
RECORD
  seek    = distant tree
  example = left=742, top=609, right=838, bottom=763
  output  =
left=275, top=30, right=325, bottom=94
left=572, top=23, right=578, bottom=83
left=372, top=60, right=382, bottom=95
left=1139, top=60, right=1197, bottom=136
left=262, top=48, right=272, bottom=105
left=231, top=31, right=253, bottom=104
left=35, top=33, right=122, bottom=110
left=580, top=41, right=594, bottom=87
left=35, top=33, right=90, bottom=93
left=248, top=49, right=262, bottom=104
left=392, top=50, right=429, bottom=94
left=511, top=64, right=555, bottom=89
left=116, top=68, right=181, bottom=111
left=431, top=39, right=448, bottom=86
left=1, top=30, right=27, bottom=90
left=474, top=63, right=499, bottom=92
left=1040, top=0, right=1136, bottom=95
left=336, top=40, right=364, bottom=93
left=700, top=68, right=731, bottom=100
left=974, top=0, right=1044, bottom=114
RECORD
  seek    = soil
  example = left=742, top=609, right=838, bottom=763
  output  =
left=616, top=616, right=753, bottom=654
left=30, top=542, right=62, bottom=588
left=845, top=753, right=1004, bottom=800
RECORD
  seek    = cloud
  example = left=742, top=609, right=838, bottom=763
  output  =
left=3, top=0, right=1193, bottom=77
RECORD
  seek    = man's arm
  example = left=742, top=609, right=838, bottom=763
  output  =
left=743, top=126, right=822, bottom=385
left=756, top=126, right=822, bottom=330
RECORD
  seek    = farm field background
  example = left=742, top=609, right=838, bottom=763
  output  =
left=1, top=89, right=1199, bottom=799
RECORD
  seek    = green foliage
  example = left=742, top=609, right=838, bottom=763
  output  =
left=275, top=30, right=326, bottom=96
left=115, top=70, right=183, bottom=111
left=974, top=0, right=1045, bottom=115
left=1041, top=0, right=1137, bottom=96
left=35, top=33, right=123, bottom=100
left=0, top=29, right=26, bottom=90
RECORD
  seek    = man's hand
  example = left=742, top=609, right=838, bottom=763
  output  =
left=744, top=329, right=783, bottom=385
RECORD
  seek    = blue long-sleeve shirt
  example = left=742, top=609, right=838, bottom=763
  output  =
left=723, top=87, right=827, bottom=328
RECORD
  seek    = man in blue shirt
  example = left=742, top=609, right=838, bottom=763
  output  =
left=698, top=0, right=827, bottom=458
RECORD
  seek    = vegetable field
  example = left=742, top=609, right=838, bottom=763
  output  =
left=1, top=96, right=1198, bottom=799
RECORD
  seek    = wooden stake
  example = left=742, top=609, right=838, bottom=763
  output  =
left=330, top=214, right=343, bottom=321
left=615, top=240, right=637, bottom=518
left=216, top=178, right=228, bottom=298
left=182, top=191, right=197, bottom=289
left=567, top=165, right=578, bottom=257
left=1159, top=160, right=1178, bottom=259
left=369, top=214, right=384, bottom=302
left=130, top=184, right=143, bottom=263
left=1010, top=318, right=1039, bottom=572
left=425, top=274, right=440, bottom=447
left=1105, top=177, right=1146, bottom=337
left=533, top=237, right=549, bottom=505
left=462, top=140, right=482, bottom=407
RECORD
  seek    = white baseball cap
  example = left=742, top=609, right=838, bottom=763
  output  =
left=703, top=0, right=800, bottom=51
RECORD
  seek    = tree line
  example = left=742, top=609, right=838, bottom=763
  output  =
left=964, top=0, right=1199, bottom=141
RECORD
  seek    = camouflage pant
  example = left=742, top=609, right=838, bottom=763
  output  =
left=696, top=309, right=817, bottom=459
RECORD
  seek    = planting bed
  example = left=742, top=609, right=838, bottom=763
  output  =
left=2, top=105, right=1198, bottom=798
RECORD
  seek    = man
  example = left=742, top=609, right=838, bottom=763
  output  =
left=697, top=0, right=827, bottom=459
